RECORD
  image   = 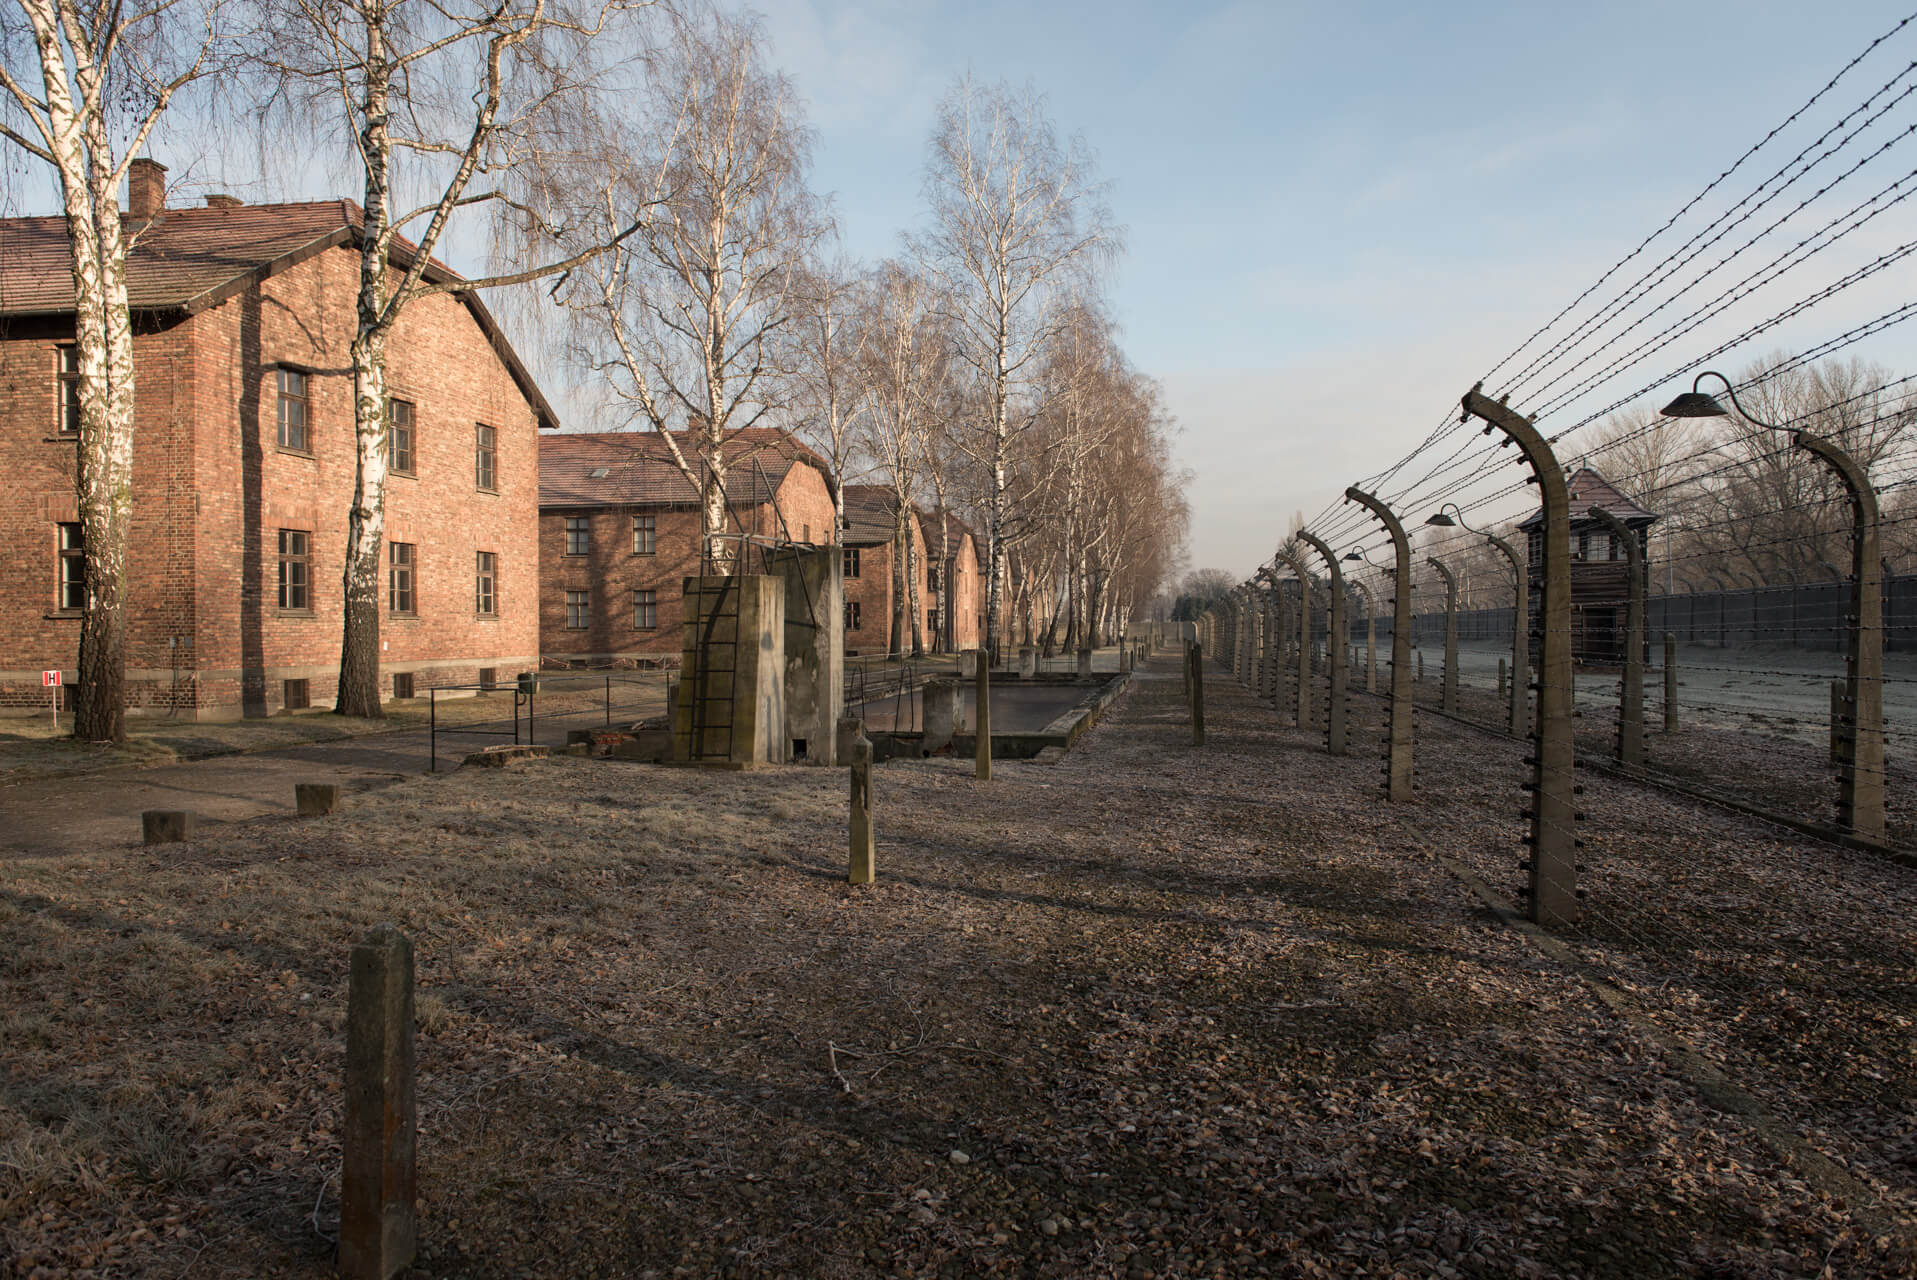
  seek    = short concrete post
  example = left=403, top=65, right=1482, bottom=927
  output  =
left=835, top=714, right=862, bottom=764
left=1189, top=642, right=1206, bottom=747
left=922, top=679, right=958, bottom=754
left=1076, top=647, right=1093, bottom=680
left=1664, top=634, right=1678, bottom=734
left=341, top=924, right=417, bottom=1280
left=296, top=783, right=341, bottom=817
left=974, top=650, right=992, bottom=781
left=1416, top=648, right=1424, bottom=684
left=142, top=810, right=194, bottom=845
left=848, top=735, right=875, bottom=884
left=1498, top=658, right=1507, bottom=704
left=1017, top=646, right=1036, bottom=679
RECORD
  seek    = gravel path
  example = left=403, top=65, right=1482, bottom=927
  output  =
left=0, top=652, right=1910, bottom=1278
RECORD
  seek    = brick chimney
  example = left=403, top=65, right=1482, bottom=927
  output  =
left=127, top=158, right=167, bottom=218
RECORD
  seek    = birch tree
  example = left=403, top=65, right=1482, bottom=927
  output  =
left=915, top=75, right=1114, bottom=661
left=562, top=6, right=825, bottom=567
left=268, top=0, right=656, bottom=716
left=857, top=259, right=946, bottom=657
left=0, top=0, right=226, bottom=741
left=786, top=250, right=868, bottom=539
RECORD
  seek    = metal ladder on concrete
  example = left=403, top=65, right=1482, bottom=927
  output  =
left=684, top=576, right=739, bottom=762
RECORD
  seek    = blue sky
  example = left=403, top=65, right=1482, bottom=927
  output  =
left=759, top=0, right=1917, bottom=576
left=24, top=0, right=1912, bottom=579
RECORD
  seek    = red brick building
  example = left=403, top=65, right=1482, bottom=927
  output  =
left=841, top=485, right=927, bottom=655
left=537, top=429, right=836, bottom=663
left=0, top=161, right=548, bottom=718
left=838, top=488, right=983, bottom=656
left=924, top=510, right=983, bottom=653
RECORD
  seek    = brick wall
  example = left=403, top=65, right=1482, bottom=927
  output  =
left=843, top=508, right=931, bottom=656
left=0, top=240, right=543, bottom=717
left=537, top=454, right=836, bottom=664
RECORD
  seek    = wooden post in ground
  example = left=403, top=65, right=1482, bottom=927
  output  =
left=975, top=650, right=992, bottom=781
left=848, top=735, right=875, bottom=884
left=341, top=924, right=417, bottom=1280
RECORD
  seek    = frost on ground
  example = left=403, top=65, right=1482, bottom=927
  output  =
left=1, top=659, right=1912, bottom=1278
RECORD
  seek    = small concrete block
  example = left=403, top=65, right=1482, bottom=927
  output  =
left=922, top=679, right=960, bottom=754
left=835, top=715, right=863, bottom=764
left=295, top=783, right=341, bottom=817
left=142, top=810, right=194, bottom=844
left=565, top=742, right=591, bottom=757
left=462, top=745, right=551, bottom=768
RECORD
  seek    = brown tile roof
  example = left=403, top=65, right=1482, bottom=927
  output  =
left=0, top=198, right=559, bottom=430
left=539, top=428, right=830, bottom=510
left=919, top=508, right=977, bottom=553
left=842, top=484, right=919, bottom=546
left=1517, top=466, right=1657, bottom=530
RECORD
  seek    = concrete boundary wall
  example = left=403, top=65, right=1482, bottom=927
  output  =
left=1364, top=573, right=1917, bottom=654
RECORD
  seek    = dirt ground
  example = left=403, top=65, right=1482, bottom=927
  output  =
left=1, top=656, right=1912, bottom=1278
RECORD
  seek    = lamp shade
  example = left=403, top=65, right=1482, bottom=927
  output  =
left=1425, top=512, right=1456, bottom=526
left=1661, top=390, right=1729, bottom=419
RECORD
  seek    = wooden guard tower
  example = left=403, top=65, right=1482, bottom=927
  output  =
left=1519, top=467, right=1657, bottom=666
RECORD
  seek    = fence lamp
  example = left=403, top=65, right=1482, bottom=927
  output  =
left=1660, top=371, right=1785, bottom=432
left=1344, top=546, right=1392, bottom=571
left=1423, top=502, right=1484, bottom=533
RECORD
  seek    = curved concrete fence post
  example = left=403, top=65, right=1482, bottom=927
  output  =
left=1462, top=385, right=1579, bottom=928
left=1343, top=489, right=1414, bottom=802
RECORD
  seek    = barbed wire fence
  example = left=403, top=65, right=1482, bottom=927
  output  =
left=1194, top=10, right=1917, bottom=1237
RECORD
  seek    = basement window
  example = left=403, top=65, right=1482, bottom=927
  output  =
left=391, top=672, right=415, bottom=699
left=283, top=678, right=310, bottom=711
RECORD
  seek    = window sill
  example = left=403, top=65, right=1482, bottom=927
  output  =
left=277, top=609, right=316, bottom=618
left=43, top=434, right=79, bottom=444
left=475, top=613, right=498, bottom=622
left=387, top=612, right=419, bottom=622
left=475, top=487, right=499, bottom=496
left=276, top=446, right=316, bottom=460
left=44, top=611, right=81, bottom=620
left=390, top=469, right=417, bottom=480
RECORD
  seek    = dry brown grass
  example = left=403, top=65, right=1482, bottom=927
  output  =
left=0, top=677, right=665, bottom=785
left=1, top=663, right=1912, bottom=1278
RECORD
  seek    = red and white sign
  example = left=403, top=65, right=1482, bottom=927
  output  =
left=41, top=670, right=62, bottom=687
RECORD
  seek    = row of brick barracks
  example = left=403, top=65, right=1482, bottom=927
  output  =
left=0, top=159, right=982, bottom=719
